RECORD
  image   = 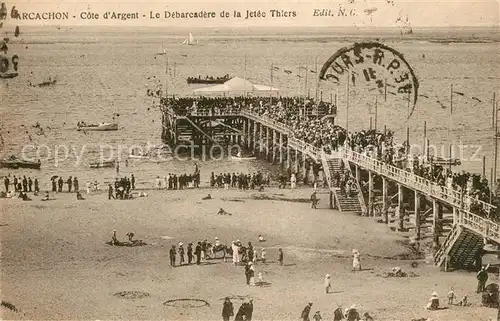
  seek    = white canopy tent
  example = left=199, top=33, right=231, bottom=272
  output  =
left=192, top=77, right=280, bottom=95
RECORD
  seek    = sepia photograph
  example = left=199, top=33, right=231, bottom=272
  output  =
left=0, top=0, right=499, bottom=320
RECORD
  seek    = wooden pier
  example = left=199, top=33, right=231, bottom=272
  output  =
left=162, top=106, right=500, bottom=271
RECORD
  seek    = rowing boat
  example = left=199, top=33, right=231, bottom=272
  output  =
left=77, top=123, right=119, bottom=131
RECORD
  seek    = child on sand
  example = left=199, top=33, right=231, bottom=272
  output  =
left=278, top=248, right=284, bottom=266
left=313, top=311, right=322, bottom=321
left=324, top=274, right=331, bottom=294
left=261, top=248, right=267, bottom=263
left=252, top=249, right=257, bottom=264
left=448, top=287, right=455, bottom=305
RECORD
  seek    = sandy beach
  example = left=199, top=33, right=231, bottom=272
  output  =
left=1, top=186, right=497, bottom=320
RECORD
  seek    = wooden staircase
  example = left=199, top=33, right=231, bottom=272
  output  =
left=320, top=153, right=365, bottom=214
left=434, top=223, right=485, bottom=270
left=333, top=189, right=363, bottom=213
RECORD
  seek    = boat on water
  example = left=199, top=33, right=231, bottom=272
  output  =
left=182, top=32, right=198, bottom=45
left=0, top=156, right=41, bottom=169
left=187, top=75, right=231, bottom=84
left=14, top=26, right=19, bottom=37
left=157, top=42, right=166, bottom=55
left=89, top=160, right=116, bottom=169
left=77, top=122, right=119, bottom=131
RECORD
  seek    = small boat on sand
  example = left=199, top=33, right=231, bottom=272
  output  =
left=0, top=156, right=41, bottom=169
left=89, top=160, right=116, bottom=169
left=231, top=152, right=256, bottom=161
left=77, top=122, right=119, bottom=131
left=0, top=72, right=18, bottom=79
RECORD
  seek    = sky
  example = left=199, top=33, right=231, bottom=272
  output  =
left=2, top=0, right=499, bottom=27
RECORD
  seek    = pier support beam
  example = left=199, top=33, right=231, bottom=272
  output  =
left=398, top=184, right=404, bottom=231
left=432, top=199, right=440, bottom=247
left=330, top=191, right=334, bottom=209
left=355, top=165, right=360, bottom=182
left=272, top=130, right=277, bottom=164
left=242, top=119, right=247, bottom=147
left=247, top=119, right=251, bottom=148
left=279, top=132, right=284, bottom=166
left=382, top=177, right=388, bottom=224
left=414, top=191, right=421, bottom=240
left=286, top=145, right=291, bottom=169
left=253, top=121, right=258, bottom=152
left=294, top=149, right=299, bottom=174
left=265, top=127, right=270, bottom=157
left=453, top=207, right=459, bottom=225
left=259, top=124, right=264, bottom=155
left=368, top=171, right=374, bottom=216
left=302, top=153, right=307, bottom=184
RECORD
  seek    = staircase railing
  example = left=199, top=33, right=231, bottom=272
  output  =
left=342, top=148, right=496, bottom=216
left=320, top=152, right=334, bottom=189
left=240, top=110, right=291, bottom=136
left=340, top=156, right=368, bottom=215
left=434, top=223, right=461, bottom=267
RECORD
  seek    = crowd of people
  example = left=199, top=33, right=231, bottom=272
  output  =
left=154, top=172, right=201, bottom=190
left=210, top=171, right=270, bottom=190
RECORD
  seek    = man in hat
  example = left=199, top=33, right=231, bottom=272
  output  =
left=477, top=264, right=490, bottom=293
left=169, top=245, right=176, bottom=267
left=301, top=302, right=313, bottom=321
left=187, top=243, right=193, bottom=264
left=245, top=262, right=251, bottom=285
left=221, top=297, right=234, bottom=321
left=195, top=242, right=202, bottom=265
left=310, top=191, right=318, bottom=209
left=178, top=243, right=185, bottom=265
left=245, top=298, right=253, bottom=321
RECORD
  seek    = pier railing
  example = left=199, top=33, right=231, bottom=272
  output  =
left=240, top=110, right=291, bottom=135
left=341, top=149, right=496, bottom=215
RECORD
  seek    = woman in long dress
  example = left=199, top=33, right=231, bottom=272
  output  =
left=352, top=249, right=361, bottom=271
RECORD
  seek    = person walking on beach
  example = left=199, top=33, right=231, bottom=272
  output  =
left=108, top=184, right=115, bottom=200
left=73, top=177, right=79, bottom=193
left=178, top=242, right=185, bottom=265
left=156, top=176, right=161, bottom=190
left=222, top=297, right=234, bottom=321
left=301, top=302, right=313, bottom=321
left=58, top=177, right=63, bottom=192
left=67, top=176, right=72, bottom=192
left=352, top=249, right=361, bottom=271
left=51, top=178, right=57, bottom=192
left=261, top=248, right=267, bottom=263
left=278, top=248, right=284, bottom=266
left=195, top=242, right=202, bottom=265
left=291, top=173, right=296, bottom=189
left=187, top=243, right=193, bottom=264
left=310, top=191, right=318, bottom=209
left=245, top=262, right=251, bottom=285
left=22, top=176, right=27, bottom=192
left=4, top=175, right=9, bottom=192
left=169, top=245, right=176, bottom=267
left=28, top=177, right=33, bottom=192
left=324, top=274, right=331, bottom=294
left=34, top=178, right=39, bottom=194
left=477, top=264, right=490, bottom=293
left=131, top=174, right=135, bottom=190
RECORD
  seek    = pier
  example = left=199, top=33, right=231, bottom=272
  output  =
left=161, top=102, right=500, bottom=271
